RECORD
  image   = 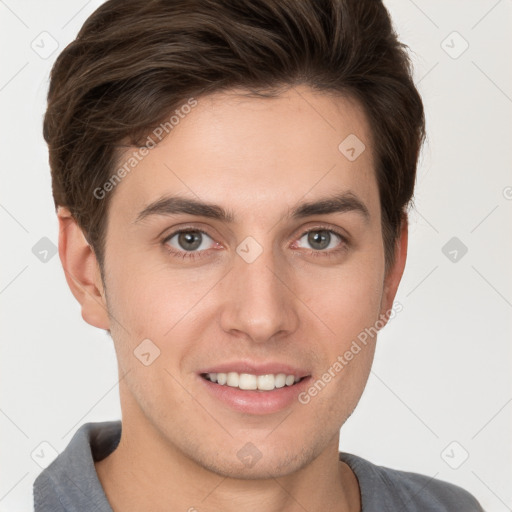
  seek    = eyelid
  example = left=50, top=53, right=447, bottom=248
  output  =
left=294, top=223, right=350, bottom=243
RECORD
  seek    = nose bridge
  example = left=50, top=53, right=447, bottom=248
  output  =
left=220, top=236, right=298, bottom=341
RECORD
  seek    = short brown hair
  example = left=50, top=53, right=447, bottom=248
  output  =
left=44, top=0, right=425, bottom=272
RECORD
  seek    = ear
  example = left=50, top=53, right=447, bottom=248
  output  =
left=57, top=207, right=110, bottom=330
left=379, top=214, right=408, bottom=323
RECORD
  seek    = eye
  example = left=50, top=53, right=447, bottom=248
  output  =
left=162, top=225, right=349, bottom=262
left=294, top=227, right=348, bottom=257
left=163, top=229, right=217, bottom=259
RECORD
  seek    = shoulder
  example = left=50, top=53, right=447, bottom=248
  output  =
left=33, top=470, right=66, bottom=512
left=33, top=420, right=121, bottom=512
left=339, top=452, right=485, bottom=511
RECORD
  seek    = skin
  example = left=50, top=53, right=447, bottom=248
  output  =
left=58, top=85, right=408, bottom=512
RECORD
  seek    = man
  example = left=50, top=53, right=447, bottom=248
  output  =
left=34, top=0, right=485, bottom=510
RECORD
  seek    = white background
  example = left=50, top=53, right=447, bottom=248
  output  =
left=1, top=1, right=511, bottom=510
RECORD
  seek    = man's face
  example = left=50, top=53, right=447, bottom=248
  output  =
left=99, top=85, right=397, bottom=477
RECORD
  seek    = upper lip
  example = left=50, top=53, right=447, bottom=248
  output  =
left=198, top=361, right=311, bottom=378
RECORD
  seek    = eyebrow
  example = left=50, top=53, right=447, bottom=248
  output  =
left=134, top=191, right=370, bottom=224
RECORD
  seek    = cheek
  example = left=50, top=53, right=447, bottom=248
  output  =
left=297, top=269, right=382, bottom=424
left=336, top=270, right=383, bottom=333
left=103, top=257, right=220, bottom=356
left=306, top=277, right=382, bottom=395
left=298, top=254, right=385, bottom=342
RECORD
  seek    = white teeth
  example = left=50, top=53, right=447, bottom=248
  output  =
left=257, top=374, right=275, bottom=391
left=285, top=375, right=295, bottom=386
left=239, top=373, right=258, bottom=390
left=204, top=372, right=302, bottom=391
left=274, top=373, right=286, bottom=388
left=227, top=372, right=239, bottom=387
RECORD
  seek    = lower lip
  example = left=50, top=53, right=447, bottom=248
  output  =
left=198, top=375, right=312, bottom=415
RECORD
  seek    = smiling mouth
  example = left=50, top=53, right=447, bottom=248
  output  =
left=201, top=372, right=309, bottom=391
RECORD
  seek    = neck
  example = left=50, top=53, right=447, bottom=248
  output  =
left=95, top=418, right=360, bottom=512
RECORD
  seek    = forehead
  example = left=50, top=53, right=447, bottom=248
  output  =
left=109, top=85, right=378, bottom=222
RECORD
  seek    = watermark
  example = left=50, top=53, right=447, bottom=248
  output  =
left=93, top=97, right=198, bottom=200
left=32, top=236, right=58, bottom=263
left=31, top=441, right=59, bottom=469
left=133, top=338, right=161, bottom=366
left=236, top=236, right=263, bottom=264
left=338, top=133, right=366, bottom=162
left=440, top=441, right=469, bottom=469
left=441, top=236, right=468, bottom=263
left=237, top=442, right=263, bottom=468
left=31, top=31, right=59, bottom=60
left=298, top=301, right=403, bottom=405
left=440, top=31, right=469, bottom=60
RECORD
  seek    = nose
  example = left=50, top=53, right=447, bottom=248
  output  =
left=219, top=240, right=300, bottom=344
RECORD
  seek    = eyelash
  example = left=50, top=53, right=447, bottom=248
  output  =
left=162, top=225, right=349, bottom=261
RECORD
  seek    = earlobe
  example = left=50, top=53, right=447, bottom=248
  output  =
left=380, top=215, right=408, bottom=322
left=57, top=207, right=110, bottom=330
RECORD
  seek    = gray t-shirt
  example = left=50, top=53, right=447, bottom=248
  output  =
left=33, top=421, right=485, bottom=511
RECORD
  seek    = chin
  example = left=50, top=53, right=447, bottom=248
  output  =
left=188, top=439, right=320, bottom=480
